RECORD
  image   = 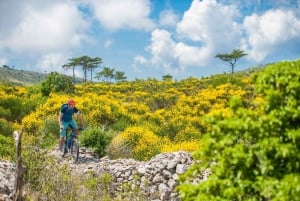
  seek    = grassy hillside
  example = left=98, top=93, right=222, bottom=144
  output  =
left=0, top=59, right=299, bottom=200
left=0, top=66, right=47, bottom=85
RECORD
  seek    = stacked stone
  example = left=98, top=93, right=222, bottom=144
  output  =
left=90, top=151, right=194, bottom=201
left=1, top=151, right=206, bottom=201
left=0, top=160, right=15, bottom=201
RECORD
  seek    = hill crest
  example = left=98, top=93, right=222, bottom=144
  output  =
left=0, top=66, right=47, bottom=85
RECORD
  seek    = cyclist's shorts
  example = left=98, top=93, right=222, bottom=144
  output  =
left=60, top=120, right=78, bottom=138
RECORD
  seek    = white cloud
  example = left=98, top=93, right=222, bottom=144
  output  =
left=134, top=55, right=147, bottom=65
left=243, top=9, right=300, bottom=61
left=0, top=57, right=8, bottom=66
left=137, top=0, right=243, bottom=77
left=175, top=42, right=211, bottom=67
left=36, top=52, right=84, bottom=78
left=134, top=29, right=183, bottom=76
left=159, top=9, right=179, bottom=27
left=148, top=29, right=176, bottom=65
left=36, top=53, right=67, bottom=73
left=0, top=0, right=90, bottom=54
left=133, top=55, right=147, bottom=73
left=176, top=0, right=241, bottom=48
left=1, top=0, right=299, bottom=80
left=83, top=0, right=155, bottom=31
left=138, top=0, right=300, bottom=78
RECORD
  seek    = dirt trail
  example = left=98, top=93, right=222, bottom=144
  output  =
left=48, top=146, right=101, bottom=173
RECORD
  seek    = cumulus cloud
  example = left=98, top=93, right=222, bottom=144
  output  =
left=136, top=0, right=300, bottom=78
left=159, top=9, right=179, bottom=27
left=148, top=29, right=176, bottom=65
left=134, top=55, right=147, bottom=65
left=176, top=0, right=241, bottom=48
left=1, top=0, right=299, bottom=80
left=136, top=0, right=242, bottom=77
left=83, top=0, right=155, bottom=31
left=175, top=42, right=211, bottom=67
left=243, top=9, right=300, bottom=61
left=0, top=0, right=90, bottom=54
left=0, top=57, right=8, bottom=66
left=134, top=29, right=183, bottom=76
left=36, top=53, right=67, bottom=73
left=0, top=0, right=91, bottom=73
left=133, top=55, right=147, bottom=73
left=134, top=30, right=173, bottom=71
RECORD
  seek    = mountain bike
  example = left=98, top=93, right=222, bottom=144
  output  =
left=62, top=127, right=83, bottom=163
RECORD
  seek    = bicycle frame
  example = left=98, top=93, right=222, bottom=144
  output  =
left=62, top=128, right=81, bottom=163
left=66, top=129, right=76, bottom=150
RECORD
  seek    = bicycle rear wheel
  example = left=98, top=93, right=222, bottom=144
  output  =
left=70, top=139, right=79, bottom=163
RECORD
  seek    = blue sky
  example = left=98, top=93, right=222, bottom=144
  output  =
left=0, top=0, right=299, bottom=81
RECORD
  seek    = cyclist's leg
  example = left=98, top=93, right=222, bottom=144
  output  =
left=59, top=121, right=68, bottom=151
left=69, top=120, right=79, bottom=162
left=67, top=120, right=77, bottom=149
left=69, top=119, right=78, bottom=130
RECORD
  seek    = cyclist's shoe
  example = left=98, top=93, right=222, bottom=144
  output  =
left=61, top=148, right=68, bottom=157
left=57, top=146, right=63, bottom=152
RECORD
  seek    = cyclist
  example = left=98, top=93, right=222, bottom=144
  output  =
left=58, top=99, right=83, bottom=152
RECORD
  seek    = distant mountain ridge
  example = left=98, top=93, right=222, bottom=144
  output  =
left=0, top=66, right=47, bottom=85
left=0, top=63, right=268, bottom=86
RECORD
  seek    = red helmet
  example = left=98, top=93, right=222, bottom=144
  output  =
left=68, top=99, right=75, bottom=106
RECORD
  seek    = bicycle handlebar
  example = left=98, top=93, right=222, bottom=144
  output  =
left=65, top=127, right=84, bottom=131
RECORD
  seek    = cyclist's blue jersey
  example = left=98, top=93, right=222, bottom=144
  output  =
left=61, top=104, right=79, bottom=122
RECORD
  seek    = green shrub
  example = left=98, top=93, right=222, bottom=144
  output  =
left=0, top=96, right=24, bottom=122
left=0, top=134, right=15, bottom=160
left=0, top=118, right=14, bottom=136
left=178, top=60, right=300, bottom=200
left=105, top=138, right=132, bottom=159
left=40, top=117, right=60, bottom=148
left=80, top=126, right=114, bottom=157
left=111, top=116, right=132, bottom=131
left=108, top=126, right=160, bottom=161
left=41, top=72, right=75, bottom=96
left=0, top=106, right=10, bottom=119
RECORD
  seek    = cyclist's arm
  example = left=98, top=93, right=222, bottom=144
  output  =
left=58, top=112, right=63, bottom=127
left=75, top=112, right=84, bottom=127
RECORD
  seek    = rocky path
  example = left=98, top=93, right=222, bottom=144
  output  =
left=1, top=148, right=210, bottom=201
left=0, top=160, right=15, bottom=201
left=48, top=147, right=102, bottom=173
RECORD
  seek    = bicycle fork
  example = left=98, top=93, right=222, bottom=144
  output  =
left=63, top=133, right=74, bottom=157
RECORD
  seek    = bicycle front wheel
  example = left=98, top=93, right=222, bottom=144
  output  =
left=70, top=139, right=79, bottom=163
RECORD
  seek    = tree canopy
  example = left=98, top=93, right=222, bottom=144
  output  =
left=41, top=72, right=75, bottom=96
left=62, top=56, right=128, bottom=83
left=216, top=49, right=247, bottom=74
left=62, top=56, right=102, bottom=83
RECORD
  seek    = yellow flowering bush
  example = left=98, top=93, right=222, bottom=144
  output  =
left=2, top=68, right=260, bottom=161
left=160, top=138, right=200, bottom=153
left=122, top=102, right=150, bottom=115
left=109, top=126, right=160, bottom=161
left=22, top=112, right=43, bottom=134
left=174, top=126, right=202, bottom=142
left=78, top=93, right=123, bottom=126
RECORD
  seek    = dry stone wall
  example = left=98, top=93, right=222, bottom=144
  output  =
left=0, top=150, right=210, bottom=201
left=76, top=151, right=194, bottom=201
left=0, top=160, right=15, bottom=201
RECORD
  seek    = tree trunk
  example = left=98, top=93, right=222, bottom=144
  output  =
left=12, top=130, right=25, bottom=201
